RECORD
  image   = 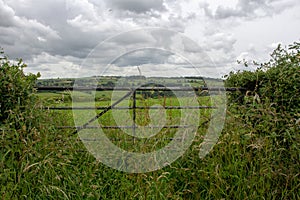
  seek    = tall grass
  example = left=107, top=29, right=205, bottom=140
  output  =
left=1, top=42, right=299, bottom=199
left=2, top=90, right=299, bottom=199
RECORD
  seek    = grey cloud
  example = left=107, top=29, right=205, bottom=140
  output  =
left=1, top=0, right=193, bottom=65
left=110, top=30, right=156, bottom=45
left=0, top=0, right=62, bottom=59
left=6, top=0, right=67, bottom=27
left=182, top=38, right=203, bottom=53
left=1, top=0, right=108, bottom=61
left=104, top=0, right=166, bottom=13
left=0, top=0, right=15, bottom=27
left=2, top=0, right=296, bottom=79
left=112, top=49, right=173, bottom=67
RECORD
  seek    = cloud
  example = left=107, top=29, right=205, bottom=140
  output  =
left=0, top=0, right=15, bottom=27
left=0, top=1, right=60, bottom=39
left=0, top=0, right=61, bottom=59
left=203, top=32, right=237, bottom=53
left=112, top=48, right=173, bottom=67
left=1, top=0, right=299, bottom=79
left=1, top=0, right=196, bottom=63
left=26, top=52, right=82, bottom=78
left=201, top=0, right=298, bottom=20
left=104, top=0, right=166, bottom=13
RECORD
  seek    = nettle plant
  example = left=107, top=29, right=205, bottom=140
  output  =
left=0, top=49, right=40, bottom=128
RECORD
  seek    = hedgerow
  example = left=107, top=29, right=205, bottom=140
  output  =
left=223, top=42, right=300, bottom=198
left=0, top=49, right=41, bottom=128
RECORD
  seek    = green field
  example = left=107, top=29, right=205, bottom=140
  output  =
left=38, top=90, right=213, bottom=152
left=1, top=42, right=299, bottom=199
left=1, top=90, right=299, bottom=199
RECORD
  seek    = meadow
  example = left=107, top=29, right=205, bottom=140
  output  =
left=1, top=42, right=299, bottom=199
left=2, top=88, right=297, bottom=199
left=38, top=88, right=213, bottom=154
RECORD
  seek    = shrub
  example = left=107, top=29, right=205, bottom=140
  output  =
left=223, top=42, right=300, bottom=198
left=0, top=49, right=40, bottom=127
left=225, top=42, right=300, bottom=116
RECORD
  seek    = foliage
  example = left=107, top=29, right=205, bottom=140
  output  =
left=223, top=41, right=300, bottom=199
left=0, top=50, right=41, bottom=126
left=0, top=49, right=49, bottom=199
left=0, top=43, right=299, bottom=199
left=225, top=42, right=300, bottom=115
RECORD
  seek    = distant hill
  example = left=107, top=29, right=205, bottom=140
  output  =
left=36, top=76, right=222, bottom=88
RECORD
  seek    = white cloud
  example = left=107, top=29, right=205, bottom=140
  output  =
left=26, top=52, right=82, bottom=78
left=0, top=0, right=61, bottom=59
left=201, top=0, right=298, bottom=20
left=0, top=1, right=60, bottom=39
left=0, top=0, right=299, bottom=78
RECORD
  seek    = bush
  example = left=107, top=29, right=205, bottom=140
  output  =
left=0, top=50, right=40, bottom=127
left=225, top=41, right=300, bottom=150
left=223, top=42, right=300, bottom=198
left=0, top=50, right=56, bottom=199
left=225, top=42, right=300, bottom=116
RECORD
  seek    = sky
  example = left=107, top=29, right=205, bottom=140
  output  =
left=1, top=0, right=300, bottom=78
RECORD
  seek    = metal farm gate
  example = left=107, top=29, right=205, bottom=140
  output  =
left=37, top=86, right=246, bottom=135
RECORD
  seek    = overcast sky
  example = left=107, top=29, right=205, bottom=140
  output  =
left=1, top=0, right=300, bottom=78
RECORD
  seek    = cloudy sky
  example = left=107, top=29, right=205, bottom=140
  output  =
left=1, top=0, right=300, bottom=78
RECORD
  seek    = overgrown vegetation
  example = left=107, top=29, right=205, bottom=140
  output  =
left=225, top=42, right=300, bottom=113
left=0, top=42, right=299, bottom=199
left=0, top=50, right=40, bottom=124
left=224, top=42, right=300, bottom=198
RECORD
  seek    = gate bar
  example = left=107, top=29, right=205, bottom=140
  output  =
left=72, top=90, right=134, bottom=134
left=46, top=106, right=217, bottom=110
left=36, top=86, right=246, bottom=92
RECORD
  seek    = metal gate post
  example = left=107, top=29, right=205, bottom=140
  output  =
left=132, top=90, right=137, bottom=143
